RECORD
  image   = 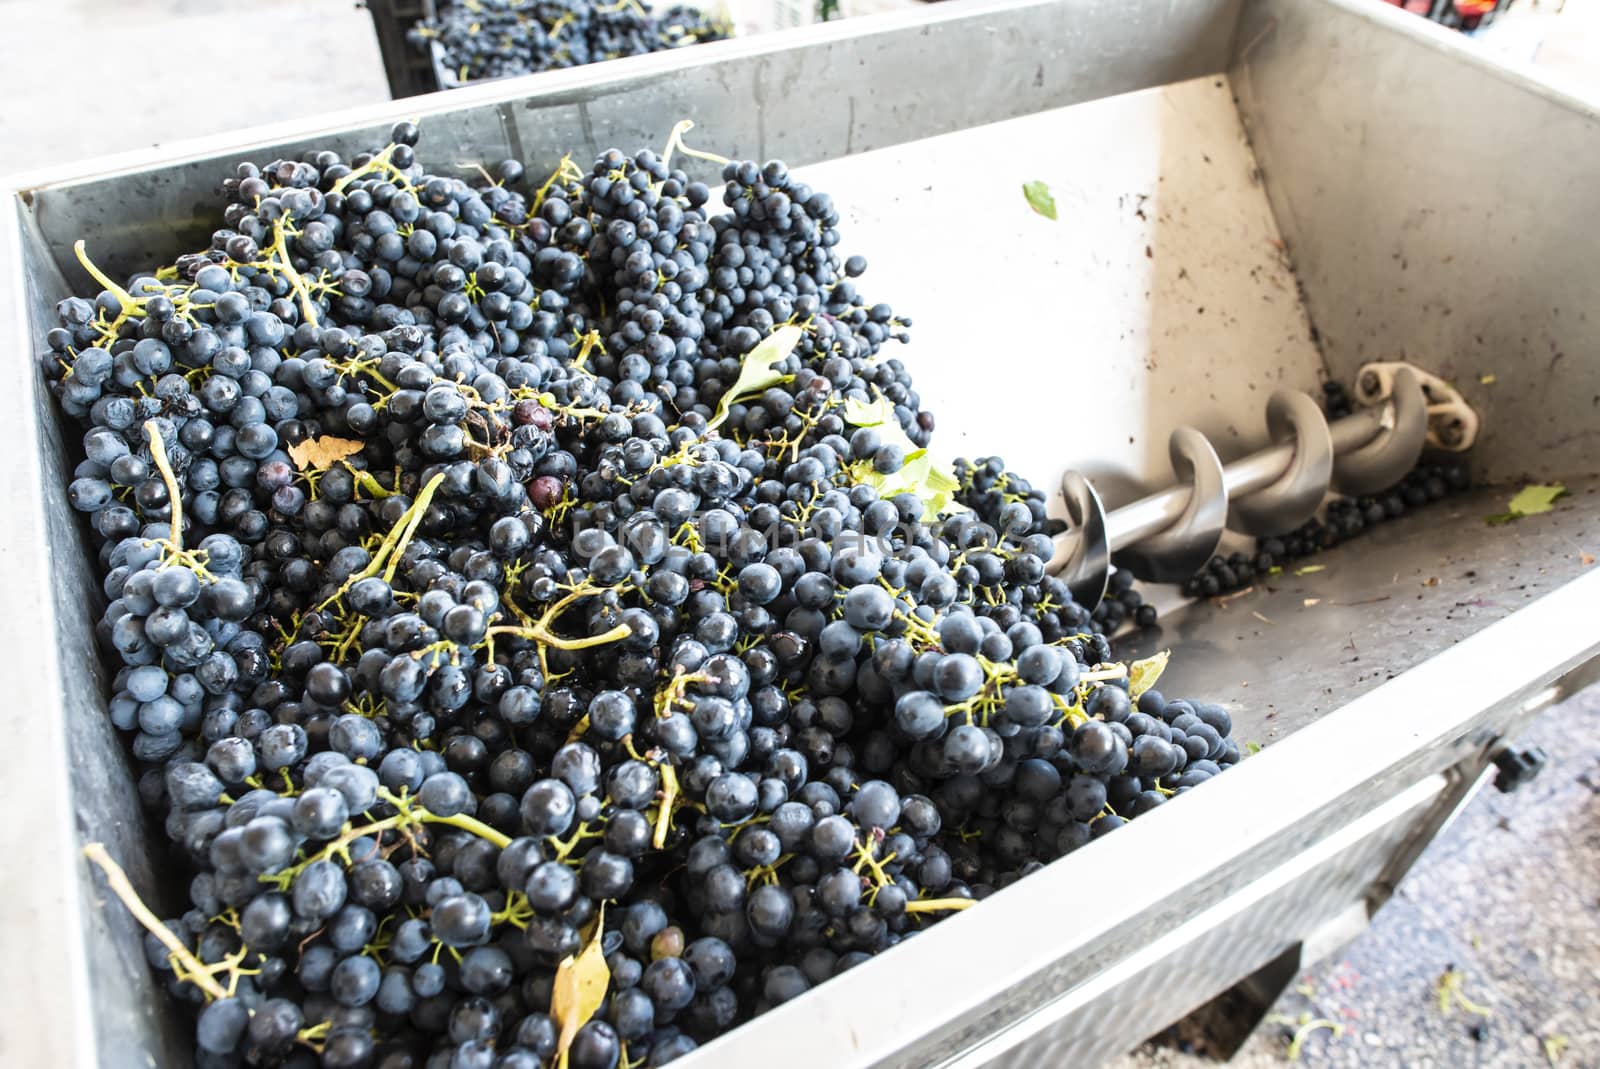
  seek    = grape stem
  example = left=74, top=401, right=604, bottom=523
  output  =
left=531, top=153, right=584, bottom=216
left=317, top=471, right=448, bottom=612
left=1287, top=1017, right=1342, bottom=1060
left=571, top=330, right=605, bottom=370
left=265, top=219, right=321, bottom=329
left=330, top=142, right=411, bottom=196
left=483, top=580, right=633, bottom=667
left=421, top=806, right=514, bottom=849
left=653, top=762, right=681, bottom=850
left=903, top=897, right=976, bottom=915
left=659, top=119, right=732, bottom=172
left=1080, top=664, right=1129, bottom=683
left=73, top=240, right=135, bottom=309
left=485, top=621, right=633, bottom=652
left=262, top=788, right=513, bottom=891
left=143, top=420, right=185, bottom=552
left=381, top=472, right=447, bottom=584
left=83, top=842, right=228, bottom=1001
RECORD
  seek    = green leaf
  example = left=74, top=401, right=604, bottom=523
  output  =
left=924, top=464, right=960, bottom=495
left=1245, top=741, right=1262, bottom=755
left=899, top=450, right=934, bottom=485
left=841, top=394, right=966, bottom=521
left=1294, top=564, right=1325, bottom=576
left=1127, top=650, right=1170, bottom=700
left=1022, top=180, right=1057, bottom=221
left=920, top=462, right=964, bottom=517
left=706, top=325, right=802, bottom=431
left=1487, top=483, right=1567, bottom=525
left=841, top=393, right=919, bottom=457
left=841, top=395, right=887, bottom=426
left=847, top=451, right=947, bottom=522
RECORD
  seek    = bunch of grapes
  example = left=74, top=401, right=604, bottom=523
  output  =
left=44, top=121, right=1243, bottom=1069
left=411, top=0, right=730, bottom=85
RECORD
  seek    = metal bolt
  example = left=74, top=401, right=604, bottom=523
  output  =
left=1492, top=746, right=1548, bottom=793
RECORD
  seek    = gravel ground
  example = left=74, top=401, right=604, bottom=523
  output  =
left=1105, top=687, right=1600, bottom=1069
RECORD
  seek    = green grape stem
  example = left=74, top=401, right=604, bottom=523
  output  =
left=381, top=472, right=448, bottom=584
left=423, top=805, right=514, bottom=850
left=73, top=240, right=135, bottom=308
left=263, top=218, right=321, bottom=329
left=260, top=787, right=512, bottom=892
left=483, top=580, right=634, bottom=665
left=330, top=142, right=413, bottom=197
left=1287, top=1017, right=1342, bottom=1060
left=317, top=471, right=448, bottom=613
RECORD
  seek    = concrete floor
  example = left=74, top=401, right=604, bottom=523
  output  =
left=0, top=0, right=390, bottom=175
left=4, top=3, right=1599, bottom=1069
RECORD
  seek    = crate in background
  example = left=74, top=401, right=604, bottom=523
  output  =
left=367, top=0, right=443, bottom=97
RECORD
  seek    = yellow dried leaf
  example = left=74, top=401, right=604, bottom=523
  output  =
left=1581, top=552, right=1596, bottom=567
left=1127, top=650, right=1169, bottom=700
left=287, top=435, right=364, bottom=470
left=552, top=903, right=609, bottom=1068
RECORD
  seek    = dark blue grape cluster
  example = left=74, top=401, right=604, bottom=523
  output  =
left=953, top=458, right=1158, bottom=633
left=45, top=122, right=1242, bottom=1069
left=411, top=0, right=730, bottom=84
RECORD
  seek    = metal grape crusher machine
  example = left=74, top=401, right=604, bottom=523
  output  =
left=3, top=0, right=1597, bottom=1065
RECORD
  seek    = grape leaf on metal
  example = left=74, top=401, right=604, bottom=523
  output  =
left=1486, top=483, right=1566, bottom=525
left=1022, top=180, right=1057, bottom=221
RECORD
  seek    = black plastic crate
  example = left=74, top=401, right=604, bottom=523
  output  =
left=368, top=0, right=737, bottom=96
left=367, top=0, right=443, bottom=97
